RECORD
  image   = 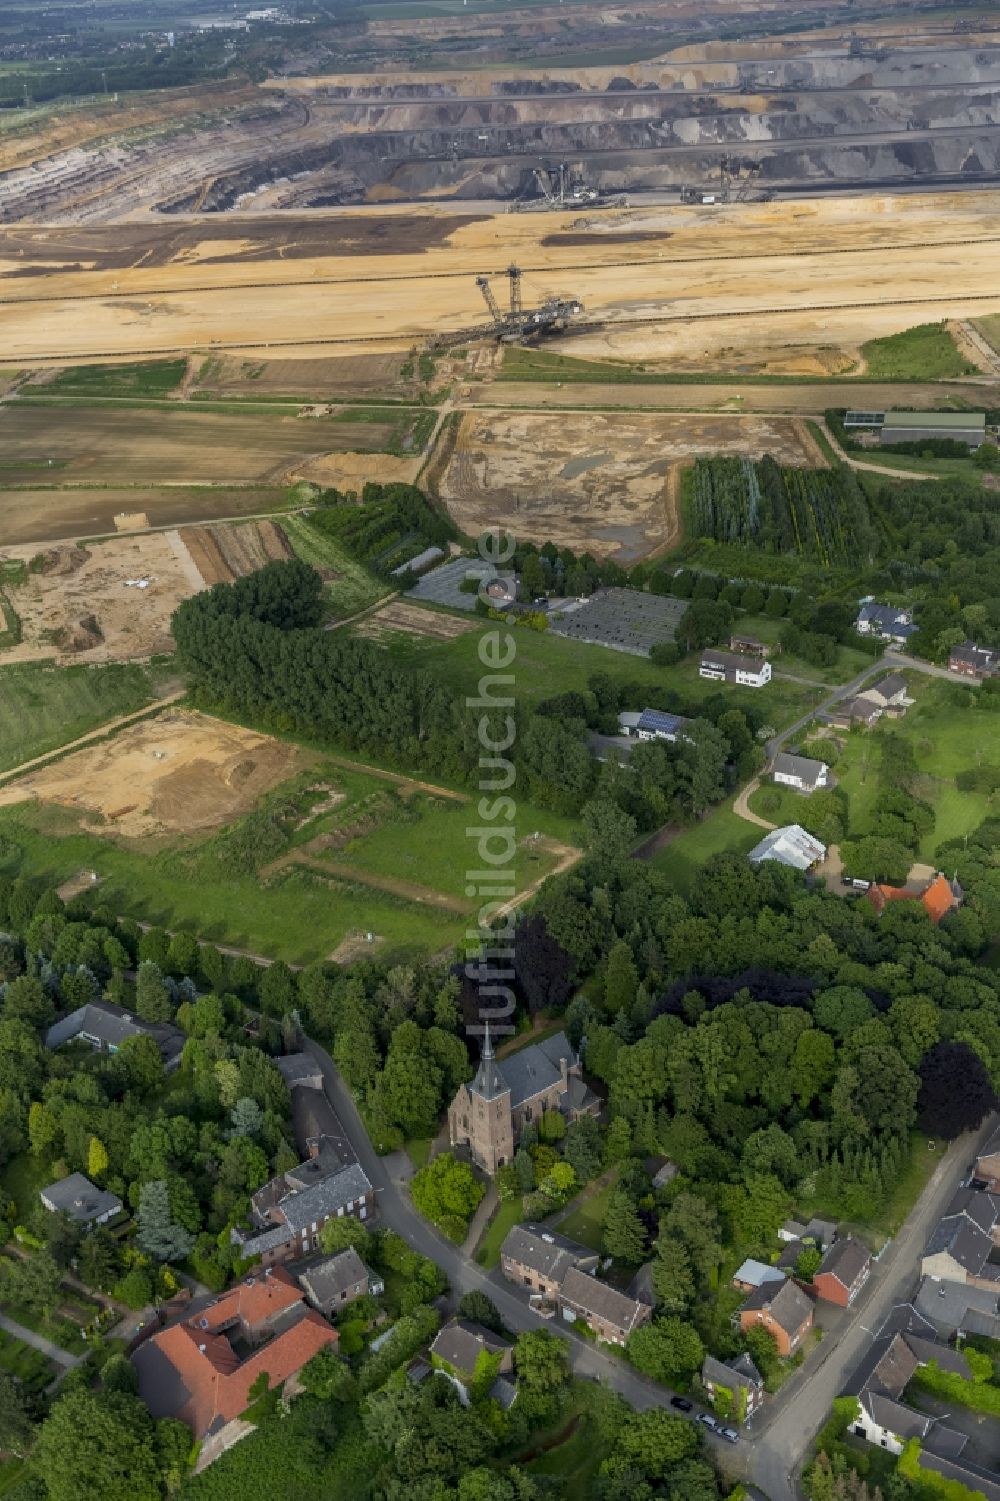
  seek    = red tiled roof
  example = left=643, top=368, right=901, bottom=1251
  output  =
left=867, top=874, right=957, bottom=926
left=137, top=1269, right=338, bottom=1438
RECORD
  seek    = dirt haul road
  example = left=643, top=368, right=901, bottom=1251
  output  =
left=4, top=194, right=1000, bottom=365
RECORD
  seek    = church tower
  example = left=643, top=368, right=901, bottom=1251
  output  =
left=448, top=1022, right=514, bottom=1175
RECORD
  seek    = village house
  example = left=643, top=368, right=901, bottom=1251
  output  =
left=297, top=1247, right=383, bottom=1317
left=813, top=1236, right=872, bottom=1307
left=867, top=871, right=963, bottom=926
left=976, top=1124, right=1000, bottom=1191
left=558, top=1266, right=653, bottom=1345
left=39, top=1173, right=122, bottom=1230
left=772, top=752, right=830, bottom=794
left=447, top=1026, right=599, bottom=1177
left=44, top=999, right=184, bottom=1070
left=699, top=649, right=771, bottom=687
left=912, top=1275, right=1000, bottom=1342
left=949, top=640, right=1000, bottom=679
left=827, top=696, right=882, bottom=731
left=617, top=708, right=695, bottom=744
left=132, top=1267, right=338, bottom=1461
left=498, top=1223, right=649, bottom=1343
left=701, top=1353, right=765, bottom=1424
left=500, top=1224, right=598, bottom=1301
left=920, top=1186, right=1000, bottom=1289
left=738, top=1278, right=814, bottom=1357
left=856, top=673, right=911, bottom=717
left=748, top=825, right=827, bottom=872
left=854, top=602, right=917, bottom=645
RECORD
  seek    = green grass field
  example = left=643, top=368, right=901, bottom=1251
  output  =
left=860, top=323, right=975, bottom=380
left=737, top=613, right=876, bottom=686
left=374, top=618, right=825, bottom=727
left=0, top=1327, right=56, bottom=1395
left=0, top=748, right=574, bottom=963
left=41, top=359, right=187, bottom=398
left=974, top=316, right=1000, bottom=357
left=0, top=660, right=177, bottom=775
left=648, top=807, right=762, bottom=894
left=553, top=1179, right=616, bottom=1253
left=475, top=1196, right=525, bottom=1267
left=280, top=514, right=386, bottom=619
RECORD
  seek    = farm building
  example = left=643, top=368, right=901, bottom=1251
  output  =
left=879, top=410, right=985, bottom=448
left=748, top=825, right=827, bottom=872
left=699, top=649, right=771, bottom=687
left=772, top=752, right=830, bottom=793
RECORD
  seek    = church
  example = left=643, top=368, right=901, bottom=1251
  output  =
left=448, top=1025, right=600, bottom=1175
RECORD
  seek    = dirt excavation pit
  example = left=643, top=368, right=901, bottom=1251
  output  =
left=0, top=531, right=207, bottom=665
left=178, top=519, right=293, bottom=586
left=437, top=410, right=818, bottom=560
left=289, top=451, right=423, bottom=488
left=0, top=709, right=307, bottom=840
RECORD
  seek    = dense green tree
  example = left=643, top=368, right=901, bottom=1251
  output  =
left=616, top=1408, right=699, bottom=1477
left=36, top=1388, right=161, bottom=1501
left=0, top=1249, right=62, bottom=1317
left=651, top=1238, right=695, bottom=1312
left=135, top=962, right=172, bottom=1024
left=626, top=1318, right=704, bottom=1387
left=605, top=941, right=640, bottom=1016
left=318, top=1216, right=371, bottom=1256
left=0, top=1370, right=34, bottom=1458
left=410, top=1152, right=484, bottom=1232
left=136, top=1179, right=194, bottom=1263
left=603, top=1189, right=648, bottom=1264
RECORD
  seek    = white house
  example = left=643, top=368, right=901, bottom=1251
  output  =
left=772, top=752, right=830, bottom=794
left=699, top=649, right=771, bottom=687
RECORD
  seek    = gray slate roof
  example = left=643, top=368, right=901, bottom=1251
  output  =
left=489, top=1375, right=518, bottom=1410
left=856, top=603, right=916, bottom=637
left=702, top=1353, right=762, bottom=1392
left=298, top=1247, right=371, bottom=1305
left=559, top=1266, right=651, bottom=1335
left=914, top=1275, right=1000, bottom=1339
left=735, top=1258, right=786, bottom=1289
left=278, top=1162, right=372, bottom=1235
left=773, top=752, right=828, bottom=788
left=275, top=1053, right=323, bottom=1089
left=40, top=1172, right=122, bottom=1224
left=431, top=1319, right=511, bottom=1375
left=869, top=673, right=908, bottom=702
left=45, top=999, right=183, bottom=1063
left=867, top=1394, right=932, bottom=1441
left=741, top=1277, right=813, bottom=1337
left=500, top=1223, right=595, bottom=1283
left=474, top=1031, right=582, bottom=1110
left=924, top=1187, right=998, bottom=1274
left=817, top=1236, right=870, bottom=1289
left=702, top=649, right=767, bottom=674
left=290, top=1085, right=356, bottom=1166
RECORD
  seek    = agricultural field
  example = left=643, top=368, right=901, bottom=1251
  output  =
left=38, top=358, right=188, bottom=398
left=0, top=659, right=178, bottom=775
left=0, top=709, right=574, bottom=961
left=436, top=410, right=818, bottom=563
left=190, top=352, right=429, bottom=402
left=0, top=485, right=288, bottom=549
left=353, top=599, right=478, bottom=642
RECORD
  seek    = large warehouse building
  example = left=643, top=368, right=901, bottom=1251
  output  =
left=879, top=410, right=986, bottom=448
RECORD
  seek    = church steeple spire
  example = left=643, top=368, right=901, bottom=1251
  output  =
left=471, top=1021, right=508, bottom=1101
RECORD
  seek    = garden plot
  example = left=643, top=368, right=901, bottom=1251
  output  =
left=550, top=589, right=688, bottom=657
left=437, top=411, right=816, bottom=562
left=353, top=599, right=478, bottom=642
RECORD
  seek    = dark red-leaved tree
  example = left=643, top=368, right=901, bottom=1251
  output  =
left=917, top=1041, right=996, bottom=1140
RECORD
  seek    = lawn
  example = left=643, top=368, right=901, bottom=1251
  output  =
left=42, top=359, right=187, bottom=398
left=648, top=807, right=762, bottom=895
left=280, top=514, right=386, bottom=620
left=475, top=1195, right=525, bottom=1268
left=0, top=659, right=177, bottom=775
left=404, top=1138, right=433, bottom=1171
left=553, top=1178, right=616, bottom=1253
left=737, top=613, right=875, bottom=687
left=376, top=621, right=825, bottom=728
left=520, top=1389, right=611, bottom=1487
left=860, top=322, right=976, bottom=379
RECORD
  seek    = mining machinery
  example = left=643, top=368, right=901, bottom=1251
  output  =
left=509, top=159, right=628, bottom=212
left=427, top=263, right=584, bottom=350
left=680, top=155, right=763, bottom=205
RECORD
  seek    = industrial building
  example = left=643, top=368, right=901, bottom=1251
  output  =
left=879, top=410, right=986, bottom=448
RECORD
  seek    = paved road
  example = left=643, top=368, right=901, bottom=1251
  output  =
left=744, top=1116, right=997, bottom=1500
left=0, top=1312, right=81, bottom=1370
left=307, top=1032, right=986, bottom=1496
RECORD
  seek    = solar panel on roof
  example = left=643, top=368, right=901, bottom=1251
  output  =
left=844, top=411, right=885, bottom=427
left=637, top=709, right=683, bottom=734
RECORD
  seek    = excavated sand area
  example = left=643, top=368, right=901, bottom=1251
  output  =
left=3, top=193, right=1000, bottom=364
left=0, top=709, right=306, bottom=840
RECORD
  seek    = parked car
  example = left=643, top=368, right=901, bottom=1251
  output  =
left=670, top=1397, right=693, bottom=1412
left=720, top=1427, right=740, bottom=1444
left=697, top=1413, right=718, bottom=1430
